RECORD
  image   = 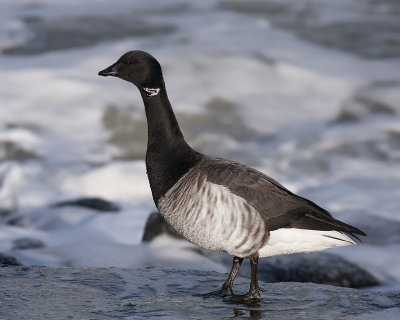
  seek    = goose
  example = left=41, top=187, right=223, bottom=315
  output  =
left=98, top=51, right=366, bottom=301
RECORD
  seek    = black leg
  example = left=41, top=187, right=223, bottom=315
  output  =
left=227, top=253, right=262, bottom=302
left=249, top=254, right=262, bottom=297
left=200, top=256, right=243, bottom=297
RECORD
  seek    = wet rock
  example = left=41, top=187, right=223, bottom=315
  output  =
left=142, top=211, right=183, bottom=242
left=5, top=215, right=27, bottom=227
left=236, top=252, right=379, bottom=288
left=332, top=81, right=399, bottom=125
left=0, top=140, right=41, bottom=161
left=51, top=197, right=120, bottom=212
left=0, top=207, right=15, bottom=219
left=12, top=237, right=46, bottom=250
left=333, top=109, right=360, bottom=123
left=0, top=253, right=22, bottom=266
left=102, top=104, right=148, bottom=160
left=355, top=95, right=396, bottom=115
left=324, top=140, right=389, bottom=161
left=0, top=266, right=398, bottom=320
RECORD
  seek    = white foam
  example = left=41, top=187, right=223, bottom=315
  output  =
left=12, top=235, right=227, bottom=272
left=59, top=161, right=151, bottom=201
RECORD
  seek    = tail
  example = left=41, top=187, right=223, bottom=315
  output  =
left=285, top=209, right=366, bottom=243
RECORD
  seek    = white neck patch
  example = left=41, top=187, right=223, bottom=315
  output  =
left=143, top=87, right=161, bottom=97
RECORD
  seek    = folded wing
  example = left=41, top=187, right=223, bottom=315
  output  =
left=202, top=156, right=366, bottom=239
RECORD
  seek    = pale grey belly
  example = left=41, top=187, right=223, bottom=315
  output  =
left=157, top=173, right=266, bottom=257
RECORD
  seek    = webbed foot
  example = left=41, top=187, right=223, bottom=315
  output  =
left=224, top=288, right=261, bottom=303
left=198, top=285, right=233, bottom=298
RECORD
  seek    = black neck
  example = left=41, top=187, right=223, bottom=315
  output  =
left=139, top=85, right=201, bottom=205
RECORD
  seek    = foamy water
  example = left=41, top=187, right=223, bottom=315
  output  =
left=1, top=0, right=400, bottom=294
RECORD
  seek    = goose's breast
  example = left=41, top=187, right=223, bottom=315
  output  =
left=158, top=171, right=266, bottom=257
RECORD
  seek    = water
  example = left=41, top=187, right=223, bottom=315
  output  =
left=0, top=0, right=399, bottom=301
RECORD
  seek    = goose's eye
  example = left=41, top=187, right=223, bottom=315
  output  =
left=128, top=60, right=135, bottom=65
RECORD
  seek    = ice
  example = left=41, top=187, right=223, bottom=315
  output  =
left=0, top=0, right=400, bottom=300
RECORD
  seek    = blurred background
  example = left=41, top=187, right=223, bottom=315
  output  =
left=0, top=0, right=399, bottom=291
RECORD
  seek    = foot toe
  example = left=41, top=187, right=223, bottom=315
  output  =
left=224, top=289, right=261, bottom=303
left=198, top=287, right=234, bottom=298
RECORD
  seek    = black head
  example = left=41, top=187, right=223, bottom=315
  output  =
left=98, top=50, right=164, bottom=88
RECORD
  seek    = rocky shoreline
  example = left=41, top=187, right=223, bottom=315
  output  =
left=0, top=207, right=394, bottom=319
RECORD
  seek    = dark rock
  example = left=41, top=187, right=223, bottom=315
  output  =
left=0, top=266, right=398, bottom=320
left=5, top=215, right=27, bottom=227
left=12, top=237, right=46, bottom=250
left=221, top=252, right=380, bottom=289
left=0, top=140, right=41, bottom=161
left=142, top=211, right=183, bottom=242
left=102, top=104, right=148, bottom=160
left=51, top=197, right=120, bottom=212
left=332, top=109, right=360, bottom=124
left=0, top=207, right=15, bottom=219
left=245, top=252, right=380, bottom=288
left=332, top=81, right=399, bottom=125
left=355, top=95, right=396, bottom=115
left=0, top=253, right=22, bottom=266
